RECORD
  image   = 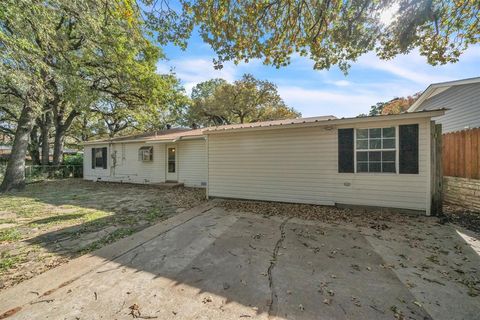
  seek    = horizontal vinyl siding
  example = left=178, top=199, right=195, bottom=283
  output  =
left=83, top=143, right=166, bottom=183
left=111, top=143, right=165, bottom=183
left=419, top=83, right=480, bottom=133
left=83, top=145, right=110, bottom=180
left=178, top=139, right=207, bottom=187
left=208, top=118, right=430, bottom=211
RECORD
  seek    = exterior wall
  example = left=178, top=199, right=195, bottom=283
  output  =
left=83, top=143, right=166, bottom=183
left=418, top=83, right=480, bottom=133
left=178, top=139, right=207, bottom=187
left=111, top=143, right=166, bottom=183
left=83, top=139, right=207, bottom=187
left=83, top=144, right=110, bottom=180
left=444, top=176, right=480, bottom=211
left=207, top=118, right=431, bottom=213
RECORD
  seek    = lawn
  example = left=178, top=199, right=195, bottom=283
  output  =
left=0, top=179, right=206, bottom=290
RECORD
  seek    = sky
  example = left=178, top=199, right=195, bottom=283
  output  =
left=157, top=33, right=480, bottom=118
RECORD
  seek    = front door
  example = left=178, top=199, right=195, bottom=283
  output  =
left=166, top=145, right=178, bottom=181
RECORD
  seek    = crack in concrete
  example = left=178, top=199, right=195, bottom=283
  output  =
left=267, top=218, right=290, bottom=316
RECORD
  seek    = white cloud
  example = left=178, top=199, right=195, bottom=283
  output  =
left=328, top=80, right=351, bottom=87
left=278, top=86, right=386, bottom=117
left=157, top=58, right=238, bottom=94
left=355, top=47, right=480, bottom=86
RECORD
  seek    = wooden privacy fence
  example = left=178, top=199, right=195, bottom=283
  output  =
left=443, top=128, right=480, bottom=179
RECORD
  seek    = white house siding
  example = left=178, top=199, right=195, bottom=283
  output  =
left=83, top=144, right=110, bottom=180
left=110, top=143, right=165, bottom=183
left=418, top=82, right=480, bottom=133
left=83, top=143, right=166, bottom=183
left=207, top=118, right=431, bottom=213
left=178, top=139, right=207, bottom=187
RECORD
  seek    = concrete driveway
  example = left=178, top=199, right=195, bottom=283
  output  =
left=0, top=202, right=479, bottom=319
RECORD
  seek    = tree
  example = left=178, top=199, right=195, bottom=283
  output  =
left=0, top=0, right=167, bottom=191
left=186, top=74, right=300, bottom=127
left=367, top=102, right=388, bottom=116
left=172, top=0, right=479, bottom=72
left=363, top=92, right=421, bottom=117
left=381, top=93, right=421, bottom=115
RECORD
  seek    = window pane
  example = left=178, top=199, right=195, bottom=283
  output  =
left=357, top=151, right=368, bottom=161
left=382, top=151, right=395, bottom=162
left=369, top=151, right=381, bottom=161
left=369, top=128, right=381, bottom=138
left=356, top=139, right=368, bottom=149
left=168, top=162, right=175, bottom=173
left=95, top=150, right=103, bottom=167
left=168, top=148, right=176, bottom=161
left=383, top=127, right=395, bottom=138
left=369, top=139, right=381, bottom=149
left=357, top=129, right=368, bottom=139
left=369, top=162, right=381, bottom=172
left=357, top=162, right=369, bottom=172
left=383, top=138, right=395, bottom=149
left=382, top=162, right=396, bottom=173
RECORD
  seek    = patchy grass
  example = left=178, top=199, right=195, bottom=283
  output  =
left=0, top=179, right=206, bottom=290
left=0, top=228, right=21, bottom=242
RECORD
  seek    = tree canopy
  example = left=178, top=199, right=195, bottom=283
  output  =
left=363, top=93, right=421, bottom=117
left=186, top=74, right=300, bottom=127
left=148, top=0, right=479, bottom=72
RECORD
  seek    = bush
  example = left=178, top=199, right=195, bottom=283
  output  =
left=64, top=154, right=83, bottom=166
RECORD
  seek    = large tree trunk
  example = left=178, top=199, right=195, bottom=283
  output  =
left=52, top=109, right=78, bottom=165
left=28, top=125, right=41, bottom=165
left=0, top=103, right=37, bottom=192
left=52, top=126, right=65, bottom=165
left=40, top=112, right=51, bottom=165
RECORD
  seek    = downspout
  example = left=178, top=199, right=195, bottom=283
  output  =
left=206, top=134, right=209, bottom=200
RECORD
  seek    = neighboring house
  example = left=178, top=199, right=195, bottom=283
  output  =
left=408, top=77, right=480, bottom=133
left=84, top=110, right=445, bottom=215
left=408, top=77, right=480, bottom=212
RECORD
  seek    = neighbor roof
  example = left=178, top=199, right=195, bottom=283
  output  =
left=82, top=128, right=195, bottom=145
left=408, top=77, right=480, bottom=112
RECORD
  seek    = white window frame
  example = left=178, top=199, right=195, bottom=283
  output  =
left=354, top=126, right=399, bottom=174
left=138, top=146, right=153, bottom=162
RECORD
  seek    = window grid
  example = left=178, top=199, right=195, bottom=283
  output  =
left=356, top=127, right=396, bottom=173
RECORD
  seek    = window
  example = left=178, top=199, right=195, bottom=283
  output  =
left=168, top=147, right=176, bottom=173
left=356, top=127, right=396, bottom=173
left=91, top=147, right=107, bottom=169
left=138, top=146, right=153, bottom=161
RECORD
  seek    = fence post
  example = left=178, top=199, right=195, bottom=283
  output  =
left=431, top=122, right=443, bottom=216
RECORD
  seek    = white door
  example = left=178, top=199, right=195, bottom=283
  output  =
left=166, top=145, right=178, bottom=181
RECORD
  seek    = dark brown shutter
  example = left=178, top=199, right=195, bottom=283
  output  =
left=102, top=147, right=108, bottom=169
left=338, top=128, right=354, bottom=173
left=91, top=148, right=95, bottom=169
left=399, top=124, right=419, bottom=174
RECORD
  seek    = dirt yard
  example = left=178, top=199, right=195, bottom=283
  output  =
left=0, top=179, right=206, bottom=291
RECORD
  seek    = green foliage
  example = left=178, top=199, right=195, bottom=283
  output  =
left=186, top=74, right=301, bottom=127
left=142, top=0, right=479, bottom=72
left=63, top=154, right=83, bottom=166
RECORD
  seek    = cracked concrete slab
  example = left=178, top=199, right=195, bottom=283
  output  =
left=0, top=205, right=478, bottom=320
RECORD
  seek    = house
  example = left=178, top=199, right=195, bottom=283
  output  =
left=408, top=77, right=480, bottom=133
left=408, top=77, right=480, bottom=211
left=84, top=109, right=445, bottom=215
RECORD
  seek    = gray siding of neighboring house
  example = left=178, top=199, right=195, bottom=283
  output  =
left=418, top=82, right=480, bottom=133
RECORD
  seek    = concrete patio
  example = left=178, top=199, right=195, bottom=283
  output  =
left=0, top=202, right=478, bottom=319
